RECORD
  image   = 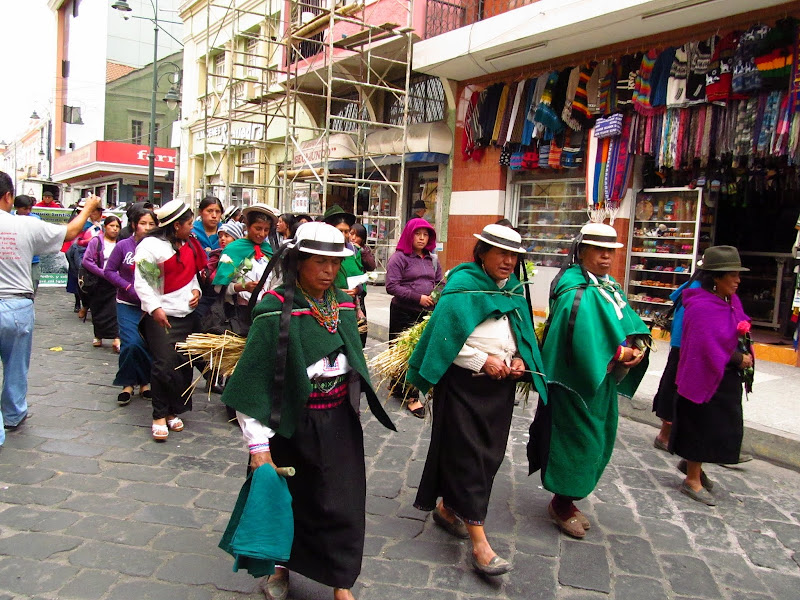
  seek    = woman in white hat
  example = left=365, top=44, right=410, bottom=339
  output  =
left=220, top=222, right=395, bottom=600
left=212, top=203, right=279, bottom=321
left=528, top=222, right=650, bottom=539
left=406, top=224, right=549, bottom=576
left=134, top=200, right=207, bottom=442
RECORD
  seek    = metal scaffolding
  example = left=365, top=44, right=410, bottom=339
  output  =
left=195, top=0, right=414, bottom=274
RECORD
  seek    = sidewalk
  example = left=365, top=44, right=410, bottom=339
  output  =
left=0, top=288, right=799, bottom=599
left=365, top=284, right=800, bottom=471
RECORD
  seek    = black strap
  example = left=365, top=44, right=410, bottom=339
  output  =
left=564, top=287, right=584, bottom=366
left=268, top=252, right=297, bottom=431
left=246, top=244, right=289, bottom=318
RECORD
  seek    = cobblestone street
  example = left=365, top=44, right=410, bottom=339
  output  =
left=1, top=288, right=800, bottom=599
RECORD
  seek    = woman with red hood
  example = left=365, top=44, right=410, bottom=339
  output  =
left=385, top=217, right=442, bottom=417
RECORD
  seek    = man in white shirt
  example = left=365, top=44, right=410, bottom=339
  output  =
left=0, top=171, right=100, bottom=449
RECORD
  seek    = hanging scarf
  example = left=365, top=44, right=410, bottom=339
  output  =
left=212, top=237, right=274, bottom=286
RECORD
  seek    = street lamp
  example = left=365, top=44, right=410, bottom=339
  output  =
left=113, top=0, right=159, bottom=204
left=30, top=109, right=53, bottom=181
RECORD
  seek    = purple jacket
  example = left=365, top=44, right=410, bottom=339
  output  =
left=104, top=236, right=141, bottom=305
left=81, top=235, right=107, bottom=277
left=676, top=287, right=749, bottom=404
left=385, top=250, right=442, bottom=312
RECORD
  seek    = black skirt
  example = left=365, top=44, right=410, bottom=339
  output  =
left=670, top=367, right=743, bottom=464
left=269, top=400, right=366, bottom=589
left=389, top=304, right=428, bottom=398
left=652, top=346, right=680, bottom=422
left=140, top=313, right=195, bottom=420
left=414, top=365, right=515, bottom=524
left=89, top=278, right=119, bottom=339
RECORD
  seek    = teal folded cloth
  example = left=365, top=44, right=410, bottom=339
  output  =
left=219, top=465, right=294, bottom=578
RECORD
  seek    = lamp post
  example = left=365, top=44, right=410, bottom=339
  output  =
left=30, top=109, right=53, bottom=181
left=162, top=71, right=182, bottom=199
left=112, top=0, right=159, bottom=204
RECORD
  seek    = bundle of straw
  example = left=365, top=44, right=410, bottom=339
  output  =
left=368, top=316, right=429, bottom=396
left=176, top=332, right=247, bottom=396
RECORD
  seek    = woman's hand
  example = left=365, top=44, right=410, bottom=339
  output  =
left=343, top=288, right=358, bottom=298
left=419, top=294, right=435, bottom=308
left=236, top=281, right=259, bottom=294
left=740, top=353, right=754, bottom=369
left=249, top=450, right=276, bottom=471
left=622, top=347, right=645, bottom=367
left=151, top=308, right=171, bottom=329
left=482, top=355, right=511, bottom=380
left=509, top=358, right=526, bottom=380
left=189, top=289, right=201, bottom=309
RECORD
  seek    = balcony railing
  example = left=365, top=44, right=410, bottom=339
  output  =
left=424, top=0, right=540, bottom=38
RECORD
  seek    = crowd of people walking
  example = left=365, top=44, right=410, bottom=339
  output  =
left=0, top=171, right=758, bottom=600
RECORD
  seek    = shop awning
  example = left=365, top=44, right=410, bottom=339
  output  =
left=52, top=141, right=176, bottom=184
left=413, top=0, right=793, bottom=81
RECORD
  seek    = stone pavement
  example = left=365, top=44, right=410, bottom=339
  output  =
left=1, top=287, right=800, bottom=599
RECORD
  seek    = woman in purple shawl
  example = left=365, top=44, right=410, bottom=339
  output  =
left=672, top=246, right=753, bottom=506
left=385, top=218, right=442, bottom=417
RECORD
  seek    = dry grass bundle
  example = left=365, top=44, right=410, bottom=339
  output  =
left=368, top=317, right=429, bottom=396
left=176, top=332, right=247, bottom=396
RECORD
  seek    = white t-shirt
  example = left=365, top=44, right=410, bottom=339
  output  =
left=0, top=210, right=65, bottom=298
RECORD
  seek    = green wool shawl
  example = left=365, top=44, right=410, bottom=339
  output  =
left=543, top=264, right=650, bottom=400
left=212, top=238, right=274, bottom=286
left=220, top=286, right=394, bottom=438
left=333, top=251, right=363, bottom=290
left=406, top=262, right=548, bottom=401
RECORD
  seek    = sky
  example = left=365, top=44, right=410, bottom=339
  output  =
left=0, top=1, right=57, bottom=142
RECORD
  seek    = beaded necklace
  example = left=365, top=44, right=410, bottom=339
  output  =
left=298, top=285, right=340, bottom=333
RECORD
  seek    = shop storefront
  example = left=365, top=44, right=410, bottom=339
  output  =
left=52, top=141, right=176, bottom=208
left=416, top=1, right=800, bottom=358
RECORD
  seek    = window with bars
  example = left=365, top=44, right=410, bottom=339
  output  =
left=241, top=149, right=256, bottom=166
left=132, top=120, right=143, bottom=145
left=385, top=75, right=445, bottom=125
left=330, top=100, right=366, bottom=132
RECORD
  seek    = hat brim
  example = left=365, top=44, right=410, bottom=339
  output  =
left=288, top=239, right=354, bottom=257
left=700, top=264, right=750, bottom=272
left=156, top=205, right=191, bottom=228
left=322, top=213, right=356, bottom=227
left=580, top=239, right=624, bottom=249
left=473, top=233, right=527, bottom=253
left=241, top=206, right=277, bottom=220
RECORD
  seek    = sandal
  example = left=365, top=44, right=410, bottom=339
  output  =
left=92, top=338, right=102, bottom=347
left=112, top=339, right=121, bottom=353
left=140, top=387, right=152, bottom=400
left=152, top=423, right=168, bottom=441
left=166, top=416, right=184, bottom=432
left=406, top=399, right=425, bottom=419
left=548, top=501, right=585, bottom=539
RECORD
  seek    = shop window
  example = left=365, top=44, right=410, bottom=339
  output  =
left=213, top=52, right=226, bottom=78
left=386, top=74, right=445, bottom=125
left=132, top=120, right=143, bottom=145
left=511, top=178, right=586, bottom=268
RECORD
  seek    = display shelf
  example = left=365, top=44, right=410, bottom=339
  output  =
left=626, top=188, right=708, bottom=321
left=512, top=178, right=587, bottom=268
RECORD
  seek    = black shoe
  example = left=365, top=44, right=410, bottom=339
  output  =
left=117, top=391, right=132, bottom=406
left=225, top=404, right=238, bottom=424
left=141, top=389, right=152, bottom=400
left=4, top=413, right=29, bottom=431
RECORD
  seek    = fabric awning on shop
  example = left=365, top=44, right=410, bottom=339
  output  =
left=413, top=0, right=792, bottom=81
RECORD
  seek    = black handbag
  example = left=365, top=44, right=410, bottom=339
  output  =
left=199, top=294, right=251, bottom=337
left=78, top=265, right=99, bottom=295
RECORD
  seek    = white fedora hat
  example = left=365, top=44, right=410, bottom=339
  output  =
left=288, top=222, right=353, bottom=257
left=579, top=222, right=623, bottom=249
left=241, top=202, right=279, bottom=220
left=473, top=223, right=527, bottom=253
left=155, top=199, right=191, bottom=228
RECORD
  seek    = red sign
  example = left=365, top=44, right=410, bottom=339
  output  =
left=54, top=141, right=176, bottom=175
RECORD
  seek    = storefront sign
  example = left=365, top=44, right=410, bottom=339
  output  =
left=193, top=122, right=265, bottom=147
left=54, top=141, right=176, bottom=176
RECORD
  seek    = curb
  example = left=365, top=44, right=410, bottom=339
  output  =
left=620, top=393, right=800, bottom=472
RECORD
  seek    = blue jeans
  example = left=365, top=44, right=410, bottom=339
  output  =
left=0, top=298, right=34, bottom=446
left=114, top=302, right=151, bottom=387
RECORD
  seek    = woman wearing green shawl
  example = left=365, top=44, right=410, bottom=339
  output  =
left=527, top=223, right=649, bottom=539
left=407, top=224, right=548, bottom=577
left=213, top=203, right=278, bottom=313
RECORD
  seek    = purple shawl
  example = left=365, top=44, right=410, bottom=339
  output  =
left=396, top=218, right=437, bottom=254
left=676, top=288, right=749, bottom=404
